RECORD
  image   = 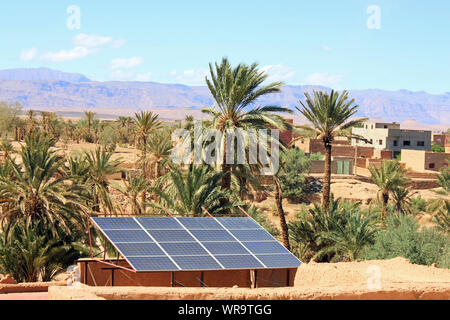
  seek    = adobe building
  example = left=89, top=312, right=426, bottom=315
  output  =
left=352, top=121, right=431, bottom=157
left=401, top=149, right=449, bottom=173
left=432, top=133, right=446, bottom=147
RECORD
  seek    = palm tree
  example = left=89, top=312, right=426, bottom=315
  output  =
left=0, top=140, right=14, bottom=162
left=315, top=210, right=377, bottom=262
left=152, top=165, right=235, bottom=216
left=134, top=111, right=162, bottom=202
left=26, top=109, right=37, bottom=134
left=296, top=90, right=367, bottom=211
left=84, top=111, right=96, bottom=136
left=369, top=160, right=410, bottom=222
left=437, top=164, right=450, bottom=193
left=146, top=129, right=173, bottom=180
left=118, top=174, right=151, bottom=215
left=0, top=133, right=86, bottom=236
left=203, top=57, right=292, bottom=190
left=83, top=147, right=122, bottom=215
left=391, top=187, right=414, bottom=215
left=433, top=201, right=449, bottom=233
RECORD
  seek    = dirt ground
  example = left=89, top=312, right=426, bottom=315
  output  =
left=47, top=257, right=450, bottom=300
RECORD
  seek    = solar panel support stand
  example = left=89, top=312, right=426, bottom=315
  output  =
left=251, top=269, right=257, bottom=289
left=171, top=272, right=174, bottom=287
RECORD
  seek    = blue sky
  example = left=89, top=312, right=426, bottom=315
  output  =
left=1, top=0, right=449, bottom=93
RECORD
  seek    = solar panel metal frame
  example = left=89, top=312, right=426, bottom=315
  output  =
left=91, top=216, right=302, bottom=272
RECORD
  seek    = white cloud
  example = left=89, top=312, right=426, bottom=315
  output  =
left=170, top=68, right=208, bottom=85
left=40, top=46, right=97, bottom=62
left=72, top=33, right=126, bottom=48
left=20, top=48, right=38, bottom=61
left=260, top=64, right=296, bottom=82
left=135, top=72, right=152, bottom=82
left=304, top=72, right=344, bottom=88
left=110, top=70, right=152, bottom=82
left=320, top=45, right=332, bottom=51
left=110, top=57, right=144, bottom=69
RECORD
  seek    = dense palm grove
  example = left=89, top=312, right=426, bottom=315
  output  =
left=0, top=59, right=449, bottom=282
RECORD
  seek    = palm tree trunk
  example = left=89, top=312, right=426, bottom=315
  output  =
left=323, top=142, right=332, bottom=211
left=275, top=179, right=290, bottom=250
left=381, top=192, right=389, bottom=222
left=221, top=138, right=231, bottom=189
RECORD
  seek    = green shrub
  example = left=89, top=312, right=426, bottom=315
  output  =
left=431, top=145, right=445, bottom=153
left=279, top=148, right=310, bottom=202
left=243, top=205, right=279, bottom=237
left=410, top=195, right=427, bottom=213
left=360, top=214, right=450, bottom=268
left=0, top=221, right=87, bottom=282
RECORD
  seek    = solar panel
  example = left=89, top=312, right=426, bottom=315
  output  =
left=189, top=229, right=235, bottom=242
left=92, top=217, right=141, bottom=230
left=92, top=216, right=302, bottom=272
left=229, top=229, right=275, bottom=241
left=202, top=241, right=248, bottom=255
left=176, top=217, right=223, bottom=230
left=215, top=217, right=261, bottom=229
left=115, top=243, right=165, bottom=256
left=172, top=255, right=221, bottom=270
left=136, top=217, right=183, bottom=230
left=160, top=242, right=208, bottom=256
left=256, top=254, right=302, bottom=268
left=215, top=254, right=265, bottom=269
left=147, top=229, right=196, bottom=242
left=242, top=241, right=291, bottom=255
left=127, top=256, right=179, bottom=271
left=102, top=229, right=153, bottom=243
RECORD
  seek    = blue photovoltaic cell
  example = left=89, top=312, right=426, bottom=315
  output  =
left=92, top=217, right=302, bottom=271
left=202, top=241, right=248, bottom=255
left=177, top=217, right=223, bottom=230
left=127, top=256, right=179, bottom=271
left=215, top=254, right=264, bottom=269
left=230, top=230, right=274, bottom=241
left=147, top=230, right=196, bottom=242
left=103, top=229, right=152, bottom=243
left=136, top=217, right=183, bottom=230
left=255, top=254, right=301, bottom=268
left=190, top=230, right=235, bottom=242
left=215, top=217, right=260, bottom=230
left=92, top=217, right=141, bottom=230
left=160, top=242, right=208, bottom=256
left=172, top=255, right=221, bottom=270
left=242, top=241, right=290, bottom=255
left=115, top=243, right=165, bottom=257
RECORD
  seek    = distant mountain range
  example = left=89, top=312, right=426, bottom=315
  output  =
left=0, top=68, right=448, bottom=128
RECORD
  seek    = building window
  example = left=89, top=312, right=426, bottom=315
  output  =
left=384, top=125, right=388, bottom=128
left=429, top=163, right=435, bottom=169
left=379, top=140, right=383, bottom=145
left=403, top=141, right=411, bottom=146
left=417, top=141, right=425, bottom=147
left=393, top=140, right=398, bottom=146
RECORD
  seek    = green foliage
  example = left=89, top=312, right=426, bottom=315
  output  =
left=278, top=148, right=310, bottom=201
left=0, top=101, right=22, bottom=138
left=243, top=205, right=279, bottom=237
left=433, top=201, right=450, bottom=234
left=99, top=124, right=118, bottom=152
left=437, top=166, right=450, bottom=193
left=153, top=164, right=236, bottom=216
left=410, top=195, right=427, bottom=214
left=288, top=198, right=378, bottom=262
left=0, top=221, right=87, bottom=282
left=360, top=214, right=450, bottom=268
left=309, top=152, right=323, bottom=160
left=431, top=145, right=445, bottom=153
